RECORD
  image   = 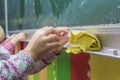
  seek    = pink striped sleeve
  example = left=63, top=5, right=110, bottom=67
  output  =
left=1, top=41, right=15, bottom=54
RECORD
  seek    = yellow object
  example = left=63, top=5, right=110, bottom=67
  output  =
left=90, top=54, right=120, bottom=80
left=0, top=25, right=5, bottom=42
left=66, top=30, right=101, bottom=54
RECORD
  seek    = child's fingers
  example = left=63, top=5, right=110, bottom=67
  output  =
left=41, top=27, right=56, bottom=35
left=56, top=27, right=68, bottom=35
left=50, top=36, right=69, bottom=55
left=55, top=27, right=68, bottom=33
left=59, top=36, right=69, bottom=47
left=46, top=42, right=59, bottom=51
left=5, top=34, right=16, bottom=42
left=43, top=34, right=59, bottom=43
left=17, top=32, right=28, bottom=41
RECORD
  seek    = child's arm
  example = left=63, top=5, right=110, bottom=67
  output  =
left=1, top=41, right=15, bottom=54
left=1, top=41, right=57, bottom=75
left=0, top=32, right=27, bottom=60
left=0, top=45, right=12, bottom=60
left=0, top=50, right=35, bottom=79
left=0, top=41, right=15, bottom=60
left=0, top=42, right=56, bottom=74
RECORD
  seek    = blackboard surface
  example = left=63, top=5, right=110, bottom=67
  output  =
left=0, top=0, right=5, bottom=27
left=4, top=0, right=120, bottom=30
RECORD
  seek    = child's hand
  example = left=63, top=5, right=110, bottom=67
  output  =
left=51, top=27, right=69, bottom=55
left=8, top=32, right=28, bottom=45
left=24, top=27, right=68, bottom=61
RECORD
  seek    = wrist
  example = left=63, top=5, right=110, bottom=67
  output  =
left=53, top=52, right=61, bottom=56
left=24, top=48, right=38, bottom=62
left=41, top=51, right=56, bottom=65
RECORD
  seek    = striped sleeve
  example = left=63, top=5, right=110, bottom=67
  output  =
left=1, top=41, right=15, bottom=54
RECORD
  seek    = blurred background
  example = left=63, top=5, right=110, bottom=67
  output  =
left=0, top=0, right=120, bottom=31
left=0, top=0, right=120, bottom=80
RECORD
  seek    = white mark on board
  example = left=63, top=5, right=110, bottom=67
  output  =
left=88, top=60, right=91, bottom=65
left=54, top=1, right=58, bottom=9
left=117, top=6, right=120, bottom=8
left=87, top=71, right=90, bottom=78
left=54, top=76, right=57, bottom=80
left=79, top=0, right=87, bottom=7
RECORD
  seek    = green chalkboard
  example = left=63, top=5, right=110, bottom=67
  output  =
left=6, top=0, right=120, bottom=30
left=0, top=0, right=5, bottom=27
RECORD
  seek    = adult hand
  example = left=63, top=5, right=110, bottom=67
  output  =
left=24, top=27, right=68, bottom=61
